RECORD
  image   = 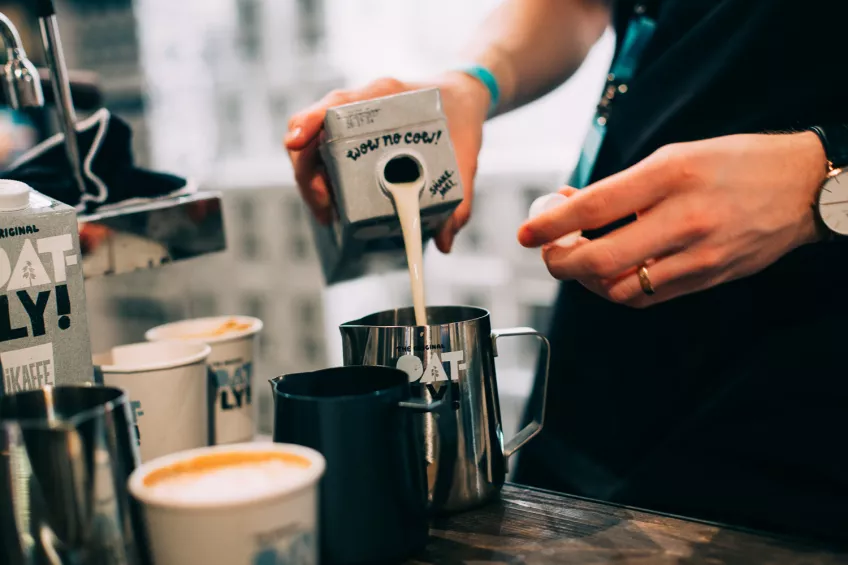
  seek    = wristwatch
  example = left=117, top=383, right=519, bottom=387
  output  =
left=811, top=124, right=848, bottom=239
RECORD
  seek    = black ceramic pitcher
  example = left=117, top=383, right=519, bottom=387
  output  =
left=270, top=366, right=444, bottom=565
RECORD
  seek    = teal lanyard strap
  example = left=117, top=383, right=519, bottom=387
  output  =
left=570, top=11, right=657, bottom=189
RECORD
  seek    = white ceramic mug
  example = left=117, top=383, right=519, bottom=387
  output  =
left=145, top=316, right=263, bottom=444
left=128, top=442, right=325, bottom=565
left=94, top=340, right=212, bottom=462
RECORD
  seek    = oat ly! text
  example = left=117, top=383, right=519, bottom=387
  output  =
left=0, top=235, right=78, bottom=342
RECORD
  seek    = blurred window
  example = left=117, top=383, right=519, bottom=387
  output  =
left=291, top=235, right=310, bottom=261
left=242, top=293, right=266, bottom=320
left=190, top=293, right=219, bottom=317
left=217, top=94, right=243, bottom=156
left=297, top=0, right=323, bottom=52
left=301, top=335, right=322, bottom=364
left=271, top=94, right=291, bottom=144
left=237, top=0, right=262, bottom=60
left=236, top=197, right=256, bottom=223
left=239, top=231, right=262, bottom=260
left=298, top=297, right=318, bottom=326
left=460, top=291, right=489, bottom=311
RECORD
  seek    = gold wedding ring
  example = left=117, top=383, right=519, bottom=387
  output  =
left=638, top=265, right=656, bottom=296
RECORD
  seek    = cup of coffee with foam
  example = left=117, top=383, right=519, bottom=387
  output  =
left=129, top=442, right=325, bottom=565
left=146, top=316, right=263, bottom=444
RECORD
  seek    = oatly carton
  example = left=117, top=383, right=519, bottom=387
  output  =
left=0, top=180, right=93, bottom=396
left=313, top=88, right=464, bottom=284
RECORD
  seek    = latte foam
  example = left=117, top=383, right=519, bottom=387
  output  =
left=142, top=451, right=313, bottom=505
left=178, top=318, right=254, bottom=339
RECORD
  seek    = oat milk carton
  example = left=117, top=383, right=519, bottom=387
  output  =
left=0, top=180, right=93, bottom=396
left=313, top=88, right=464, bottom=284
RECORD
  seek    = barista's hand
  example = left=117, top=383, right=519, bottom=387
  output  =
left=285, top=73, right=490, bottom=253
left=518, top=133, right=828, bottom=307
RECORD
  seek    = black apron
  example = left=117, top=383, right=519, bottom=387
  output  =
left=514, top=0, right=848, bottom=544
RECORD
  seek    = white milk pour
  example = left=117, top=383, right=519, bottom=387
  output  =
left=381, top=155, right=428, bottom=326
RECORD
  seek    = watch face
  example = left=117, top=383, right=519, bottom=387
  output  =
left=818, top=171, right=848, bottom=235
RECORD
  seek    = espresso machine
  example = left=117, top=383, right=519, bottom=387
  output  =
left=0, top=3, right=226, bottom=392
left=0, top=4, right=226, bottom=563
left=0, top=1, right=226, bottom=281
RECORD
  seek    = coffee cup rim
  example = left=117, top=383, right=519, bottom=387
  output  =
left=93, top=341, right=211, bottom=374
left=145, top=315, right=264, bottom=345
left=128, top=442, right=326, bottom=510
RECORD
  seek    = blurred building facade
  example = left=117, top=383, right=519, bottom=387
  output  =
left=53, top=0, right=614, bottom=434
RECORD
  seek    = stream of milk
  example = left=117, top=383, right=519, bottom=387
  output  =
left=382, top=156, right=428, bottom=326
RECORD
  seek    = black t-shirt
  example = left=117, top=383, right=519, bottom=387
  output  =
left=514, top=0, right=848, bottom=544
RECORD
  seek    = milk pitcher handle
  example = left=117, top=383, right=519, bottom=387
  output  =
left=491, top=327, right=551, bottom=459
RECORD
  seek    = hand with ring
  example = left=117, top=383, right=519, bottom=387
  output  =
left=517, top=132, right=829, bottom=308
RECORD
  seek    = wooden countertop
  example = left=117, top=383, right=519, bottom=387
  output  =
left=408, top=484, right=848, bottom=564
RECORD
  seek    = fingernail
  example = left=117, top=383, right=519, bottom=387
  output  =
left=553, top=232, right=581, bottom=248
left=517, top=225, right=534, bottom=247
left=285, top=126, right=303, bottom=145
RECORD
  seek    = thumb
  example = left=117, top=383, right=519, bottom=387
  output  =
left=285, top=103, right=328, bottom=151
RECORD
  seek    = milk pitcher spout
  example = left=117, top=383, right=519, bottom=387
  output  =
left=268, top=376, right=283, bottom=407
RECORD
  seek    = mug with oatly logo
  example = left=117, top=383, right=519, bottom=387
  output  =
left=0, top=180, right=93, bottom=396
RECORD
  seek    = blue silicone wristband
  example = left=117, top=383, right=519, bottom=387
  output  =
left=459, top=65, right=500, bottom=116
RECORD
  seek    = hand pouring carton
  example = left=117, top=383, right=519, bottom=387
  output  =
left=0, top=180, right=93, bottom=396
left=313, top=88, right=464, bottom=284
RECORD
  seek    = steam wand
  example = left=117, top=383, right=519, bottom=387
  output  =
left=36, top=0, right=88, bottom=203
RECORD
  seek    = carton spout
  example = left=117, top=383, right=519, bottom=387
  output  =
left=378, top=151, right=427, bottom=206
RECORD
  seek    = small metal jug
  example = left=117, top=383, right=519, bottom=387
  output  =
left=0, top=385, right=149, bottom=565
left=313, top=88, right=464, bottom=284
left=340, top=306, right=550, bottom=513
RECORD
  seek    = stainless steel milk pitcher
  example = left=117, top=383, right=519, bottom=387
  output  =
left=340, top=306, right=550, bottom=513
left=313, top=88, right=464, bottom=284
left=0, top=385, right=148, bottom=565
